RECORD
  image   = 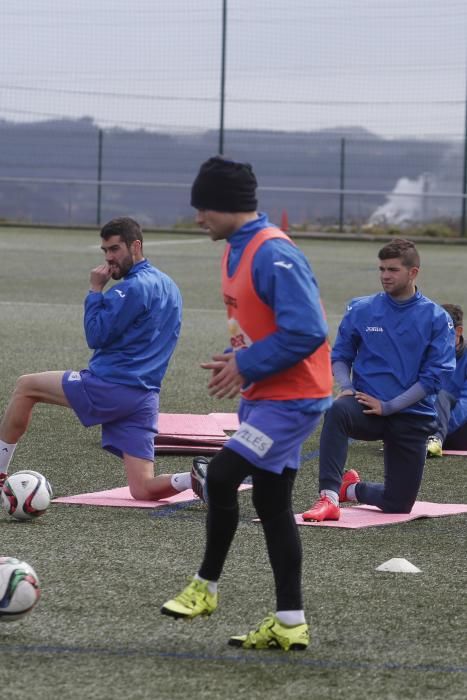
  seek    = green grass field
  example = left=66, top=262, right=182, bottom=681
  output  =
left=0, top=227, right=466, bottom=700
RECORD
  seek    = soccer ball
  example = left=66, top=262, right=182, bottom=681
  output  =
left=0, top=557, right=41, bottom=621
left=1, top=470, right=53, bottom=521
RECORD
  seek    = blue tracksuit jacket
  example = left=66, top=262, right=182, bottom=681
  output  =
left=332, top=290, right=455, bottom=416
left=84, top=259, right=182, bottom=391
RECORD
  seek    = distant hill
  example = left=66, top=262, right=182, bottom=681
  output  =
left=0, top=118, right=462, bottom=227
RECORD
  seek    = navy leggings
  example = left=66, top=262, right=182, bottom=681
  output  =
left=444, top=422, right=467, bottom=450
left=319, top=396, right=436, bottom=513
left=434, top=389, right=467, bottom=449
left=198, top=447, right=302, bottom=610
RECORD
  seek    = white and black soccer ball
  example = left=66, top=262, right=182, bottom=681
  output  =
left=1, top=470, right=53, bottom=521
left=0, top=557, right=41, bottom=621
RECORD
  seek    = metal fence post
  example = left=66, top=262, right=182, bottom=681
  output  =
left=96, top=128, right=103, bottom=227
left=339, top=137, right=346, bottom=232
left=218, top=0, right=227, bottom=156
left=461, top=80, right=467, bottom=236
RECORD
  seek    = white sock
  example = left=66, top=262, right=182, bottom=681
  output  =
left=321, top=489, right=339, bottom=506
left=195, top=573, right=217, bottom=594
left=170, top=472, right=191, bottom=492
left=346, top=483, right=358, bottom=502
left=276, top=610, right=306, bottom=626
left=0, top=440, right=17, bottom=471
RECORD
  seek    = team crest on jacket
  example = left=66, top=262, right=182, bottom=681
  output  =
left=228, top=317, right=252, bottom=350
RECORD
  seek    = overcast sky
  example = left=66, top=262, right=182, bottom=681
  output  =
left=1, top=0, right=467, bottom=139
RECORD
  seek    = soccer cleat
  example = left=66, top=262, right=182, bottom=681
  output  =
left=426, top=436, right=443, bottom=458
left=228, top=613, right=309, bottom=651
left=302, top=495, right=340, bottom=522
left=191, top=456, right=209, bottom=503
left=339, top=469, right=360, bottom=502
left=160, top=577, right=217, bottom=619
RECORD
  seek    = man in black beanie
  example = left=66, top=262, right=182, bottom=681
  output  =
left=161, top=156, right=333, bottom=651
left=190, top=156, right=258, bottom=215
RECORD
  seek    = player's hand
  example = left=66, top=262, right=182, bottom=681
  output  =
left=355, top=391, right=383, bottom=415
left=90, top=264, right=112, bottom=292
left=201, top=353, right=245, bottom=399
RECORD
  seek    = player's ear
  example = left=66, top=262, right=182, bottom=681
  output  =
left=131, top=239, right=142, bottom=255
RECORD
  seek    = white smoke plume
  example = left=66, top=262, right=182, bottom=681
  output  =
left=368, top=173, right=435, bottom=227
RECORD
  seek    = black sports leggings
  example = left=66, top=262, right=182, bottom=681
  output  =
left=198, top=447, right=303, bottom=611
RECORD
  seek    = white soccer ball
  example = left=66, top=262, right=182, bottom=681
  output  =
left=0, top=557, right=41, bottom=621
left=1, top=470, right=53, bottom=521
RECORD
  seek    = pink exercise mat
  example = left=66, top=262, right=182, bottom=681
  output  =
left=294, top=501, right=467, bottom=529
left=53, top=483, right=251, bottom=509
left=209, top=413, right=240, bottom=432
left=155, top=413, right=239, bottom=454
left=157, top=412, right=238, bottom=438
left=157, top=413, right=227, bottom=439
left=156, top=443, right=223, bottom=455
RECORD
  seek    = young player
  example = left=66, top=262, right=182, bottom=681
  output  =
left=302, top=238, right=455, bottom=522
left=161, top=156, right=333, bottom=651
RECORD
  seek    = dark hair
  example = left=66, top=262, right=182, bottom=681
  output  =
left=378, top=238, right=420, bottom=268
left=442, top=303, right=463, bottom=328
left=100, top=217, right=143, bottom=248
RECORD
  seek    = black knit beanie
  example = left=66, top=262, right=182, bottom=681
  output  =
left=191, top=156, right=258, bottom=212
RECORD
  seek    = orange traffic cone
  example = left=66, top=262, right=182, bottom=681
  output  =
left=280, top=210, right=289, bottom=233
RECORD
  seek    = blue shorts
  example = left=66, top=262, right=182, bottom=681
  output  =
left=62, top=369, right=159, bottom=461
left=226, top=399, right=323, bottom=474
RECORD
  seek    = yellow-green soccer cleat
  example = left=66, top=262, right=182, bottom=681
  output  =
left=426, top=436, right=443, bottom=458
left=160, top=577, right=217, bottom=619
left=228, top=614, right=309, bottom=651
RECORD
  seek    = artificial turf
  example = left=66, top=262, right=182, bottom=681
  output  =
left=0, top=227, right=465, bottom=700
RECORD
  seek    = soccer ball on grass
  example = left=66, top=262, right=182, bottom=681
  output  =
left=1, top=470, right=53, bottom=521
left=0, top=557, right=41, bottom=621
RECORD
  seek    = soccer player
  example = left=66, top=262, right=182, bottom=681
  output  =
left=302, top=238, right=455, bottom=522
left=161, top=156, right=333, bottom=651
left=0, top=217, right=198, bottom=501
left=426, top=303, right=467, bottom=456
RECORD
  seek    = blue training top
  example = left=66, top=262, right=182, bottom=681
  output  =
left=225, top=213, right=332, bottom=414
left=84, top=259, right=182, bottom=391
left=332, top=290, right=455, bottom=416
left=443, top=342, right=467, bottom=433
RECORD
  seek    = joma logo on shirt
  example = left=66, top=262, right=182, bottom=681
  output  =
left=365, top=326, right=384, bottom=332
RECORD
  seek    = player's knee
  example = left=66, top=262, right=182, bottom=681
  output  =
left=381, top=495, right=414, bottom=514
left=13, top=373, right=36, bottom=398
left=205, top=456, right=224, bottom=490
left=253, top=495, right=288, bottom=523
left=205, top=452, right=241, bottom=506
left=128, top=481, right=152, bottom=501
left=324, top=396, right=356, bottom=433
left=328, top=397, right=351, bottom=419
